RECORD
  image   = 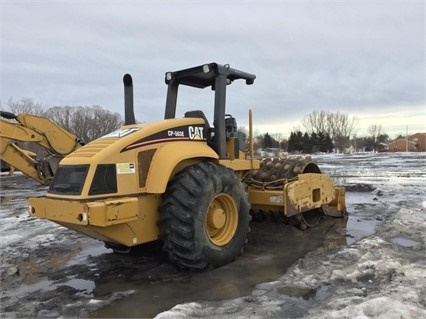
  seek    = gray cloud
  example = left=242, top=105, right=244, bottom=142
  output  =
left=2, top=1, right=424, bottom=135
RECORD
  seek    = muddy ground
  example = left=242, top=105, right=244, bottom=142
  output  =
left=1, top=152, right=425, bottom=318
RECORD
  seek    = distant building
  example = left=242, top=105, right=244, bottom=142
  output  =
left=411, top=133, right=426, bottom=152
left=386, top=133, right=426, bottom=152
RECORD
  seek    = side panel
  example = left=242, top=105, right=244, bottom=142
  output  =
left=144, top=141, right=218, bottom=193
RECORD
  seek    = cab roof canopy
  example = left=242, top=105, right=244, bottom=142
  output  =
left=165, top=62, right=256, bottom=89
left=164, top=62, right=256, bottom=159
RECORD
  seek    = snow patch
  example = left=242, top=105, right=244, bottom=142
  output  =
left=154, top=302, right=203, bottom=319
left=309, top=296, right=425, bottom=319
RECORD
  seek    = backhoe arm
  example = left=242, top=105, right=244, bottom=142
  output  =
left=0, top=137, right=48, bottom=184
left=0, top=111, right=84, bottom=184
left=0, top=112, right=82, bottom=155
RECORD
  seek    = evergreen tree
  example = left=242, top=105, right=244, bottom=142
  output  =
left=289, top=130, right=331, bottom=154
left=323, top=133, right=334, bottom=152
left=302, top=132, right=311, bottom=153
left=262, top=132, right=274, bottom=148
left=288, top=131, right=304, bottom=153
left=288, top=132, right=296, bottom=153
left=295, top=131, right=303, bottom=152
left=318, top=132, right=325, bottom=152
left=310, top=132, right=319, bottom=153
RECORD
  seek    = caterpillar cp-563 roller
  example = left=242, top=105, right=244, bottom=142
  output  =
left=28, top=63, right=346, bottom=270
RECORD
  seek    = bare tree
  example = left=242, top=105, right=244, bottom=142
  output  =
left=269, top=133, right=285, bottom=149
left=368, top=124, right=382, bottom=143
left=302, top=110, right=359, bottom=151
left=1, top=100, right=123, bottom=161
left=3, top=97, right=47, bottom=115
left=47, top=106, right=73, bottom=130
left=254, top=133, right=264, bottom=151
left=45, top=105, right=123, bottom=143
left=237, top=126, right=248, bottom=137
left=301, top=110, right=328, bottom=134
left=368, top=124, right=387, bottom=152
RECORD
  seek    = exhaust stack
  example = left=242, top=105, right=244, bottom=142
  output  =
left=123, top=73, right=136, bottom=125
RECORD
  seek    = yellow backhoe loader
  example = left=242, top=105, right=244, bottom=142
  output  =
left=28, top=63, right=346, bottom=270
left=0, top=111, right=84, bottom=185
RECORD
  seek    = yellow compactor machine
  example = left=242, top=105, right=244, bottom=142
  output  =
left=27, top=63, right=346, bottom=270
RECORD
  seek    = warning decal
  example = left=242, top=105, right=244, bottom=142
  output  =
left=116, top=163, right=136, bottom=174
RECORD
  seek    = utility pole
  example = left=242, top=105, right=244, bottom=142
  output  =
left=405, top=125, right=408, bottom=152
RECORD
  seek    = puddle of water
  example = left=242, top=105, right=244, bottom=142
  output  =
left=344, top=191, right=383, bottom=246
left=391, top=237, right=420, bottom=248
left=345, top=191, right=381, bottom=206
left=277, top=286, right=317, bottom=300
left=90, top=217, right=349, bottom=318
left=66, top=278, right=96, bottom=295
left=3, top=247, right=97, bottom=299
left=2, top=276, right=96, bottom=299
left=66, top=242, right=110, bottom=267
left=1, top=277, right=53, bottom=299
left=345, top=217, right=379, bottom=246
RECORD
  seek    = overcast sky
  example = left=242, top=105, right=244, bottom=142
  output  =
left=1, top=1, right=424, bottom=138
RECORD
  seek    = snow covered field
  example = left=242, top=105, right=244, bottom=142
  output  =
left=156, top=153, right=426, bottom=319
left=1, top=152, right=425, bottom=318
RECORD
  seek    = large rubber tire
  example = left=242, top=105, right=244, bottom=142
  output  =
left=158, top=162, right=250, bottom=270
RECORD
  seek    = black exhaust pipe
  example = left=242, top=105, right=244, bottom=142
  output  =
left=123, top=73, right=136, bottom=125
left=0, top=111, right=17, bottom=120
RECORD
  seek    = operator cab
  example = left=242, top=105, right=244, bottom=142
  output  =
left=164, top=63, right=255, bottom=159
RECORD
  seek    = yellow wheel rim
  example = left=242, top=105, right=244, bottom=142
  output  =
left=205, top=193, right=238, bottom=246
